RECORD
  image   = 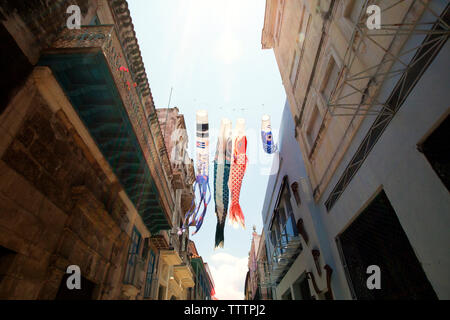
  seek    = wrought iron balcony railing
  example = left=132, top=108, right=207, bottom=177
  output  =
left=259, top=215, right=302, bottom=287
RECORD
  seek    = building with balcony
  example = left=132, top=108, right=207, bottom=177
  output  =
left=157, top=107, right=196, bottom=232
left=259, top=101, right=333, bottom=300
left=151, top=107, right=197, bottom=300
left=188, top=241, right=215, bottom=300
left=255, top=231, right=272, bottom=300
left=0, top=0, right=181, bottom=299
left=262, top=0, right=449, bottom=299
left=246, top=228, right=273, bottom=300
left=246, top=227, right=261, bottom=300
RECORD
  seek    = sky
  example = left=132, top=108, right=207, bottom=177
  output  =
left=128, top=0, right=286, bottom=299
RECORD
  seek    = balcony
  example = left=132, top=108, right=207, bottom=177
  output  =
left=37, top=25, right=171, bottom=234
left=150, top=233, right=170, bottom=250
left=173, top=264, right=195, bottom=288
left=261, top=215, right=302, bottom=286
left=160, top=249, right=182, bottom=266
left=172, top=163, right=187, bottom=189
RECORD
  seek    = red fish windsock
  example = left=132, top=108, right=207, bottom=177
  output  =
left=228, top=118, right=248, bottom=229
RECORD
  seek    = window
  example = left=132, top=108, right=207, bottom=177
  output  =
left=344, top=0, right=364, bottom=26
left=296, top=5, right=306, bottom=46
left=158, top=285, right=166, bottom=300
left=337, top=190, right=437, bottom=299
left=123, top=227, right=142, bottom=285
left=290, top=50, right=300, bottom=86
left=340, top=0, right=365, bottom=41
left=292, top=273, right=312, bottom=300
left=321, top=56, right=340, bottom=103
left=274, top=0, right=285, bottom=44
left=291, top=6, right=310, bottom=90
left=306, top=104, right=322, bottom=149
left=418, top=114, right=450, bottom=191
left=144, top=250, right=156, bottom=298
left=269, top=177, right=299, bottom=255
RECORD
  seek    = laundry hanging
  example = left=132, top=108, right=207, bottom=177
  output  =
left=228, top=118, right=248, bottom=229
left=213, top=118, right=233, bottom=248
left=261, top=114, right=278, bottom=154
left=182, top=110, right=211, bottom=235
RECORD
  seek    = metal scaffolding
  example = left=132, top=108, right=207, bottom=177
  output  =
left=323, top=0, right=449, bottom=210
left=326, top=0, right=450, bottom=117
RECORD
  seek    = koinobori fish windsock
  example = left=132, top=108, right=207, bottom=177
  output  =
left=213, top=118, right=232, bottom=248
left=182, top=110, right=211, bottom=235
left=228, top=118, right=248, bottom=229
left=261, top=114, right=278, bottom=154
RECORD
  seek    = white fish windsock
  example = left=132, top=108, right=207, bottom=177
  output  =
left=261, top=115, right=278, bottom=154
left=213, top=118, right=232, bottom=248
left=182, top=110, right=211, bottom=235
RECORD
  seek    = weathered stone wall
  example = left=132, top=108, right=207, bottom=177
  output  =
left=0, top=85, right=130, bottom=299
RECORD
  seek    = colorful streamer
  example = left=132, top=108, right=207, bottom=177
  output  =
left=228, top=118, right=248, bottom=229
left=213, top=118, right=233, bottom=248
left=261, top=114, right=278, bottom=154
left=182, top=110, right=211, bottom=235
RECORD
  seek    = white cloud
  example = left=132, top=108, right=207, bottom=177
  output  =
left=207, top=252, right=248, bottom=300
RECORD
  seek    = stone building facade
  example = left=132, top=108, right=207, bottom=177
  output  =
left=255, top=231, right=272, bottom=300
left=245, top=229, right=272, bottom=301
left=262, top=0, right=449, bottom=299
left=0, top=0, right=207, bottom=300
left=246, top=227, right=261, bottom=300
left=154, top=107, right=197, bottom=300
left=187, top=240, right=215, bottom=300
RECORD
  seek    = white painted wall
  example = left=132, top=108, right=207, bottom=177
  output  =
left=262, top=102, right=336, bottom=300
left=318, top=26, right=450, bottom=299
left=263, top=4, right=450, bottom=300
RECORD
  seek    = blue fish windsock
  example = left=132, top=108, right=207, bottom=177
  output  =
left=261, top=114, right=278, bottom=154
